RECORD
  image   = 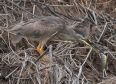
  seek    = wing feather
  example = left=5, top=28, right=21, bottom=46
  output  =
left=10, top=16, right=66, bottom=41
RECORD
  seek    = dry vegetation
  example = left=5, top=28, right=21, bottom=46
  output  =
left=0, top=0, right=116, bottom=84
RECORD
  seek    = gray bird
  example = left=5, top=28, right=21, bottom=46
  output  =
left=9, top=16, right=107, bottom=69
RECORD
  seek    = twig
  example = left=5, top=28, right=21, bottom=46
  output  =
left=98, top=22, right=108, bottom=42
left=49, top=45, right=53, bottom=84
left=5, top=67, right=19, bottom=79
left=6, top=0, right=39, bottom=18
left=34, top=48, right=49, bottom=63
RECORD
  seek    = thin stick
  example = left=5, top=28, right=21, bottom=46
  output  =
left=34, top=48, right=49, bottom=63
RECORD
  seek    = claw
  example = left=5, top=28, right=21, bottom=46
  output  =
left=36, top=41, right=50, bottom=63
left=40, top=55, right=50, bottom=63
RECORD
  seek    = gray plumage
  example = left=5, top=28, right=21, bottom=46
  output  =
left=9, top=16, right=107, bottom=69
left=9, top=16, right=87, bottom=45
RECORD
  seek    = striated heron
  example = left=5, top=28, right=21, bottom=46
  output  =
left=9, top=16, right=107, bottom=69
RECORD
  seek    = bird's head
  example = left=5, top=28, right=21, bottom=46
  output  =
left=73, top=28, right=107, bottom=69
left=73, top=28, right=102, bottom=53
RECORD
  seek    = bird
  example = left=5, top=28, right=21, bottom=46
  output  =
left=9, top=16, right=107, bottom=69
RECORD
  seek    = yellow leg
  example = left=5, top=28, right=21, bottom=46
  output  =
left=36, top=41, right=50, bottom=63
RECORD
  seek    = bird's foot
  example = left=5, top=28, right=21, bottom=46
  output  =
left=40, top=55, right=50, bottom=63
left=36, top=44, right=50, bottom=63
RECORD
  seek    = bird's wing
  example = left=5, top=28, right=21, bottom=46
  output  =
left=27, top=16, right=66, bottom=39
left=9, top=16, right=66, bottom=41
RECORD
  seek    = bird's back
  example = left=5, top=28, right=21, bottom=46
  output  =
left=10, top=16, right=66, bottom=41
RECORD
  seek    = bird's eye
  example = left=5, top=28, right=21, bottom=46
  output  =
left=86, top=38, right=92, bottom=43
left=41, top=19, right=44, bottom=21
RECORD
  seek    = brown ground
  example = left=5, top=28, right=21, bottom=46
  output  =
left=0, top=0, right=116, bottom=84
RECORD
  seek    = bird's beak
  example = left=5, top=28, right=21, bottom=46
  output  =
left=81, top=38, right=107, bottom=69
left=81, top=38, right=102, bottom=53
